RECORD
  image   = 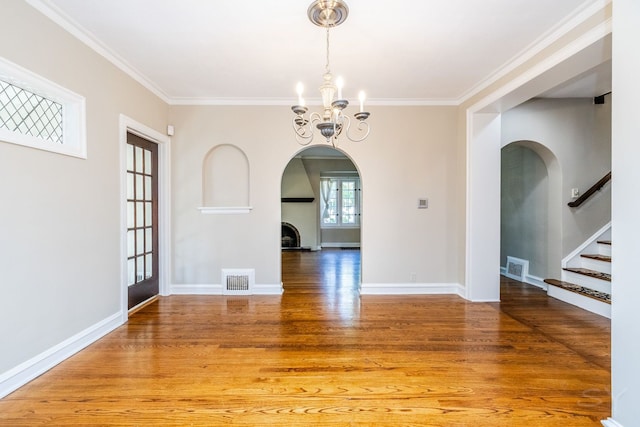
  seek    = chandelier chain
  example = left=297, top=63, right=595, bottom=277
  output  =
left=325, top=27, right=331, bottom=75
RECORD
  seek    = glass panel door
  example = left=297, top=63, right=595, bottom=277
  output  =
left=126, top=132, right=159, bottom=309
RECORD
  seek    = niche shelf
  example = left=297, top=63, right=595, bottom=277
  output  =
left=200, top=144, right=251, bottom=214
left=198, top=206, right=252, bottom=215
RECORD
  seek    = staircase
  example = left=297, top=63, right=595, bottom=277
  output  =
left=544, top=224, right=611, bottom=319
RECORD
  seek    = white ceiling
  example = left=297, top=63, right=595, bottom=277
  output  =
left=32, top=0, right=610, bottom=105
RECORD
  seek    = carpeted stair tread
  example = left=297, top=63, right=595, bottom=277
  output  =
left=544, top=279, right=611, bottom=304
left=580, top=254, right=611, bottom=262
left=562, top=267, right=611, bottom=281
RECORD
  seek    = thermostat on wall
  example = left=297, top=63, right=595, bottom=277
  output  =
left=418, top=198, right=428, bottom=209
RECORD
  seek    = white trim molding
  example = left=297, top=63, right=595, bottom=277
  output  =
left=119, top=115, right=172, bottom=322
left=198, top=206, right=253, bottom=215
left=170, top=283, right=283, bottom=295
left=0, top=56, right=86, bottom=159
left=321, top=242, right=360, bottom=248
left=467, top=17, right=612, bottom=114
left=0, top=312, right=122, bottom=399
left=253, top=284, right=285, bottom=295
left=360, top=283, right=464, bottom=296
left=601, top=418, right=624, bottom=427
left=465, top=4, right=611, bottom=306
left=499, top=266, right=548, bottom=290
left=171, top=284, right=223, bottom=295
left=562, top=221, right=611, bottom=267
left=459, top=0, right=612, bottom=104
left=24, top=0, right=610, bottom=108
left=522, top=274, right=547, bottom=289
left=25, top=0, right=171, bottom=104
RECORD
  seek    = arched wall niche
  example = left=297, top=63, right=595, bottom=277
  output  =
left=200, top=144, right=251, bottom=214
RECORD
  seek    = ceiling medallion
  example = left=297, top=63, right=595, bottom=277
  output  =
left=291, top=0, right=371, bottom=146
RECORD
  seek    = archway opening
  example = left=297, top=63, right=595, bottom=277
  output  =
left=501, top=140, right=562, bottom=287
left=280, top=146, right=362, bottom=296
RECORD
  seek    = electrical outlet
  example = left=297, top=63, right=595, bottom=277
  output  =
left=571, top=188, right=580, bottom=198
left=410, top=273, right=417, bottom=282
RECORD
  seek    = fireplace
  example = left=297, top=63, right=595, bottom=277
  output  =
left=281, top=222, right=300, bottom=248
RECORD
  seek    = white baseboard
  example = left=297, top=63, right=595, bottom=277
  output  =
left=500, top=266, right=548, bottom=290
left=253, top=284, right=284, bottom=295
left=601, top=418, right=624, bottom=427
left=321, top=242, right=360, bottom=248
left=0, top=311, right=123, bottom=399
left=171, top=284, right=223, bottom=294
left=360, top=282, right=464, bottom=296
left=524, top=274, right=547, bottom=290
left=170, top=283, right=283, bottom=295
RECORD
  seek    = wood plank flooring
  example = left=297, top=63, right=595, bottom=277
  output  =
left=0, top=249, right=611, bottom=426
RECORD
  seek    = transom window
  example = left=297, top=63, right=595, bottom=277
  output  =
left=320, top=175, right=361, bottom=228
left=0, top=80, right=63, bottom=144
left=0, top=57, right=86, bottom=158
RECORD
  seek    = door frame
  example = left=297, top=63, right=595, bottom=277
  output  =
left=119, top=115, right=171, bottom=322
left=465, top=20, right=611, bottom=301
left=280, top=146, right=363, bottom=292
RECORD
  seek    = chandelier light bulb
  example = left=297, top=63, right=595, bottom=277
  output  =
left=358, top=91, right=366, bottom=112
left=336, top=76, right=344, bottom=100
left=296, top=82, right=305, bottom=106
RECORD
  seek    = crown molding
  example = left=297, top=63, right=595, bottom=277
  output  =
left=25, top=0, right=172, bottom=104
left=169, top=97, right=460, bottom=107
left=457, top=0, right=612, bottom=105
left=25, top=0, right=611, bottom=108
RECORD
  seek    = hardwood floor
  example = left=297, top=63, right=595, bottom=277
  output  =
left=0, top=249, right=610, bottom=426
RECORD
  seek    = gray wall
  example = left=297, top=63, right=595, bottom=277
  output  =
left=501, top=144, right=549, bottom=277
left=501, top=97, right=611, bottom=279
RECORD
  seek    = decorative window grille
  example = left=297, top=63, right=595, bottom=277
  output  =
left=0, top=80, right=63, bottom=144
left=0, top=57, right=86, bottom=158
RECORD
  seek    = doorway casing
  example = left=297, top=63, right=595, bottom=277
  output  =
left=464, top=19, right=611, bottom=301
left=280, top=146, right=363, bottom=291
left=119, top=115, right=172, bottom=322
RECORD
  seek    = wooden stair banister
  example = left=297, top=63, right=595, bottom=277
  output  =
left=568, top=171, right=611, bottom=208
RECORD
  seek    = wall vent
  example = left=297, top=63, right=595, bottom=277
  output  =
left=221, top=269, right=254, bottom=295
left=505, top=256, right=528, bottom=282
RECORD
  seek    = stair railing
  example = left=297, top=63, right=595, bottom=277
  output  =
left=568, top=172, right=611, bottom=208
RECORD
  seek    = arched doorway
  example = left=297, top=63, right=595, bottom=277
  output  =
left=465, top=32, right=611, bottom=302
left=501, top=140, right=562, bottom=286
left=280, top=146, right=362, bottom=295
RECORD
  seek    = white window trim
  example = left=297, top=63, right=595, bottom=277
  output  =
left=0, top=56, right=86, bottom=159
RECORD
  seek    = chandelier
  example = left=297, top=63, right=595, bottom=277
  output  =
left=291, top=0, right=371, bottom=146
